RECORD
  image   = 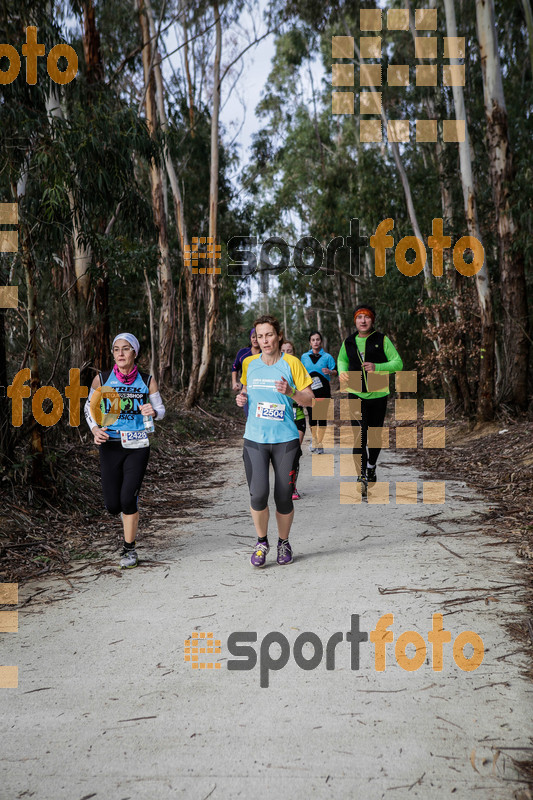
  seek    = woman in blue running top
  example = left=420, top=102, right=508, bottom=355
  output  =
left=84, top=333, right=165, bottom=569
left=300, top=332, right=336, bottom=454
left=237, top=315, right=314, bottom=568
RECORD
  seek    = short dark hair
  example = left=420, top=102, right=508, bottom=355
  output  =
left=253, top=315, right=283, bottom=340
left=353, top=304, right=376, bottom=319
left=309, top=330, right=323, bottom=342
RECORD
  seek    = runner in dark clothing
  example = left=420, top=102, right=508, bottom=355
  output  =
left=232, top=328, right=260, bottom=416
left=337, top=306, right=403, bottom=489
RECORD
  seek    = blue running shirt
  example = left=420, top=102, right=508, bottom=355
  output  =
left=241, top=353, right=312, bottom=443
left=300, top=348, right=336, bottom=382
left=98, top=370, right=151, bottom=440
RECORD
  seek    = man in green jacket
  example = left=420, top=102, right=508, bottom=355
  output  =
left=337, top=305, right=403, bottom=488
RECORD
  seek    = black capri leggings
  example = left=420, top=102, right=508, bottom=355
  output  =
left=243, top=438, right=300, bottom=514
left=99, top=440, right=150, bottom=515
left=349, top=395, right=388, bottom=471
left=307, top=376, right=331, bottom=428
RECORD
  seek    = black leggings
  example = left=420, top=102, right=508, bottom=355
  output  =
left=308, top=375, right=330, bottom=428
left=243, top=438, right=300, bottom=514
left=307, top=405, right=328, bottom=428
left=292, top=419, right=305, bottom=488
left=99, top=440, right=150, bottom=515
left=349, top=395, right=388, bottom=471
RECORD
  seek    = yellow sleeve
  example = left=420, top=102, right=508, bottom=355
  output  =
left=241, top=354, right=259, bottom=386
left=241, top=357, right=249, bottom=385
left=287, top=355, right=313, bottom=391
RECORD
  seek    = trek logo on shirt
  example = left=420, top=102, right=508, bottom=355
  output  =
left=256, top=402, right=285, bottom=421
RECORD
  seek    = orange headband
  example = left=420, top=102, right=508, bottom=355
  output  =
left=354, top=308, right=375, bottom=322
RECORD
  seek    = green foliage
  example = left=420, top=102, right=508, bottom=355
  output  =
left=242, top=0, right=533, bottom=410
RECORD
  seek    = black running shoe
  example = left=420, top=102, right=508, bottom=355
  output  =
left=366, top=466, right=376, bottom=483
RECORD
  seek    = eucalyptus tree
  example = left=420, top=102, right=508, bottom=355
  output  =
left=475, top=0, right=529, bottom=409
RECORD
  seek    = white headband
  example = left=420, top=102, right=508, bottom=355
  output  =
left=112, top=333, right=140, bottom=356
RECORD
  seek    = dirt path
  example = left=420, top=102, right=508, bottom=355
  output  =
left=2, top=442, right=532, bottom=800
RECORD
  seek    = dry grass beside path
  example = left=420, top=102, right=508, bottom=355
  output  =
left=0, top=393, right=245, bottom=585
left=404, top=415, right=533, bottom=569
left=399, top=413, right=533, bottom=786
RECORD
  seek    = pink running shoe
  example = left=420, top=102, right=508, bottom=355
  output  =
left=292, top=489, right=301, bottom=500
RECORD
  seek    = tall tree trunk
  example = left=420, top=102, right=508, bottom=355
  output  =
left=197, top=0, right=222, bottom=396
left=408, top=0, right=470, bottom=410
left=46, top=84, right=92, bottom=379
left=82, top=0, right=104, bottom=83
left=0, top=307, right=13, bottom=464
left=144, top=0, right=200, bottom=405
left=521, top=0, right=533, bottom=80
left=92, top=272, right=110, bottom=372
left=144, top=268, right=156, bottom=376
left=443, top=0, right=495, bottom=421
left=15, top=164, right=44, bottom=482
left=21, top=236, right=45, bottom=483
left=180, top=0, right=195, bottom=136
left=82, top=0, right=112, bottom=376
left=344, top=11, right=449, bottom=399
left=476, top=0, right=529, bottom=408
left=139, top=0, right=175, bottom=386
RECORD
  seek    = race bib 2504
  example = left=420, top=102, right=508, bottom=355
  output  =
left=256, top=401, right=285, bottom=421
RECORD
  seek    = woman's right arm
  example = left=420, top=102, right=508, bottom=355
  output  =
left=236, top=385, right=247, bottom=407
left=84, top=375, right=109, bottom=443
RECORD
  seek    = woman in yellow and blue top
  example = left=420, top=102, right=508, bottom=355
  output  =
left=337, top=305, right=403, bottom=488
left=237, top=315, right=314, bottom=568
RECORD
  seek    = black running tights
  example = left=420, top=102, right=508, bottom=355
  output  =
left=99, top=440, right=150, bottom=515
left=349, top=395, right=388, bottom=471
left=242, top=438, right=300, bottom=514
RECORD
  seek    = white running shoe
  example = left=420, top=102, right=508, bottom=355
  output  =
left=120, top=547, right=138, bottom=568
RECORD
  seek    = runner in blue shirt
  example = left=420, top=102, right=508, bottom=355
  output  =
left=300, top=332, right=337, bottom=454
left=84, top=333, right=165, bottom=569
left=237, top=315, right=314, bottom=567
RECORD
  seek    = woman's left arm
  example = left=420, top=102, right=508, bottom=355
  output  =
left=144, top=377, right=166, bottom=420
